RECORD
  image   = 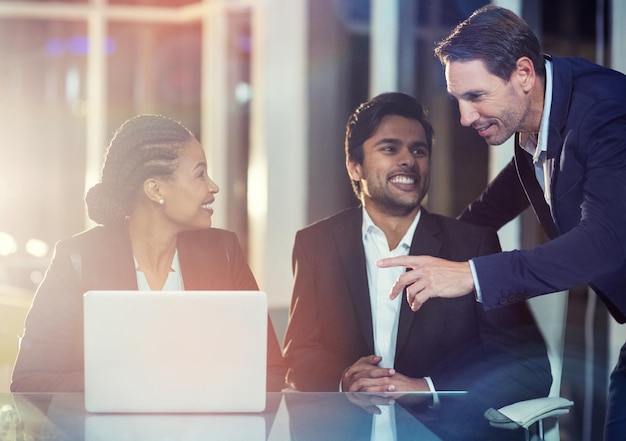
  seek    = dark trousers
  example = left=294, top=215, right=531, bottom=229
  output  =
left=605, top=341, right=626, bottom=440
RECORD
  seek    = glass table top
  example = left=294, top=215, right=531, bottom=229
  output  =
left=0, top=391, right=539, bottom=441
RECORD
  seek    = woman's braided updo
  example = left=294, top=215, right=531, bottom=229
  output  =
left=85, top=114, right=195, bottom=226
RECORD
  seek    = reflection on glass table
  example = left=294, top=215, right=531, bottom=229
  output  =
left=0, top=392, right=548, bottom=441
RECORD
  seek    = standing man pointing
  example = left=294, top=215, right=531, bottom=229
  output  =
left=378, top=5, right=626, bottom=440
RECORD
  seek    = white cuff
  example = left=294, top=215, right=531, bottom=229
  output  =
left=424, top=376, right=440, bottom=407
left=468, top=259, right=482, bottom=303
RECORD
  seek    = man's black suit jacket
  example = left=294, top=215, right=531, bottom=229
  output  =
left=283, top=207, right=551, bottom=409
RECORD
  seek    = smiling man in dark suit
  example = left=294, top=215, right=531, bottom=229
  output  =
left=282, top=92, right=551, bottom=411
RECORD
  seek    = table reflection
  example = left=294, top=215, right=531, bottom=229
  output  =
left=0, top=392, right=539, bottom=441
left=283, top=392, right=442, bottom=441
left=86, top=414, right=266, bottom=441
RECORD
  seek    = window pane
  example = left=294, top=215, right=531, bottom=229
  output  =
left=108, top=0, right=199, bottom=5
left=107, top=21, right=202, bottom=134
left=18, top=0, right=87, bottom=3
left=0, top=18, right=87, bottom=290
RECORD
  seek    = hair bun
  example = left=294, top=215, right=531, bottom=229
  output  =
left=85, top=182, right=126, bottom=225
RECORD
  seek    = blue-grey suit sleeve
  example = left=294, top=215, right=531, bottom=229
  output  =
left=470, top=100, right=626, bottom=316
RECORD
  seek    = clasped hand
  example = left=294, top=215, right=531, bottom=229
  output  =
left=341, top=355, right=429, bottom=393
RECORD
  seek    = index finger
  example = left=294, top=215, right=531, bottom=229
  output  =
left=377, top=256, right=422, bottom=300
left=376, top=255, right=423, bottom=269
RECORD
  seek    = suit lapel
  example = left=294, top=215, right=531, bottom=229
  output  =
left=395, top=210, right=442, bottom=359
left=94, top=226, right=137, bottom=290
left=334, top=209, right=375, bottom=353
left=514, top=146, right=560, bottom=238
left=513, top=55, right=565, bottom=239
left=177, top=233, right=205, bottom=290
left=176, top=231, right=227, bottom=290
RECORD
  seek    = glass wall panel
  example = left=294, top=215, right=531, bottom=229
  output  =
left=108, top=0, right=198, bottom=6
left=20, top=0, right=87, bottom=3
left=0, top=3, right=254, bottom=293
left=15, top=0, right=197, bottom=4
left=222, top=9, right=251, bottom=252
left=0, top=18, right=88, bottom=291
left=106, top=21, right=202, bottom=135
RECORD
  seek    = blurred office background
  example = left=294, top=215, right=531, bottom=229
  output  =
left=0, top=0, right=624, bottom=439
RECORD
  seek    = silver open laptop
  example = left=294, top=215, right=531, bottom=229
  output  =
left=83, top=290, right=268, bottom=413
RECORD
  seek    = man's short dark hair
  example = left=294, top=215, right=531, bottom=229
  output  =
left=345, top=92, right=434, bottom=197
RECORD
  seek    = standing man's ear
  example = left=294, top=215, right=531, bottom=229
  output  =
left=514, top=56, right=537, bottom=93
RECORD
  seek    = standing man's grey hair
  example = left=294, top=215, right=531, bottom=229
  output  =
left=344, top=92, right=434, bottom=198
left=434, top=5, right=545, bottom=81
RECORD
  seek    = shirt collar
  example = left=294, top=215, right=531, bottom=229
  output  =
left=134, top=249, right=180, bottom=273
left=520, top=58, right=553, bottom=160
left=538, top=58, right=553, bottom=156
left=361, top=206, right=421, bottom=251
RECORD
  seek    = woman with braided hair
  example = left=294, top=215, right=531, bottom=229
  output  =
left=11, top=114, right=286, bottom=392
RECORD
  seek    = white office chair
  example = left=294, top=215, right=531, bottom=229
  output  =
left=528, top=291, right=569, bottom=441
left=485, top=291, right=570, bottom=441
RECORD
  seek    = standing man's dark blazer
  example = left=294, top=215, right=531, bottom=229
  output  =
left=460, top=55, right=626, bottom=323
left=283, top=207, right=551, bottom=409
left=11, top=225, right=286, bottom=392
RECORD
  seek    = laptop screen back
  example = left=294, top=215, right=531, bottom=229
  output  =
left=83, top=290, right=267, bottom=413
